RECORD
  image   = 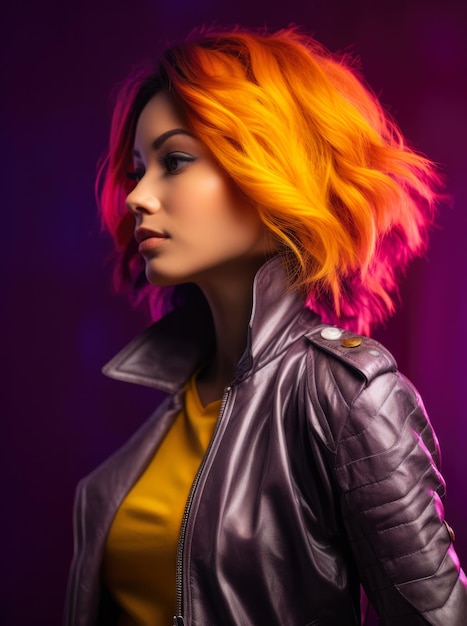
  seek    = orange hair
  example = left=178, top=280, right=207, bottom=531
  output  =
left=99, top=27, right=440, bottom=333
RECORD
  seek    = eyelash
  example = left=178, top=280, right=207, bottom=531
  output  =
left=160, top=152, right=196, bottom=174
left=126, top=152, right=196, bottom=182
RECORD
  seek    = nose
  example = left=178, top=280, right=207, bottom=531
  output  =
left=125, top=180, right=161, bottom=216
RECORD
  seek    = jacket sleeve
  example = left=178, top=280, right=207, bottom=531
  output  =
left=334, top=369, right=467, bottom=625
left=63, top=479, right=87, bottom=626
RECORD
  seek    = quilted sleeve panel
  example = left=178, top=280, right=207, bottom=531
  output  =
left=334, top=371, right=467, bottom=625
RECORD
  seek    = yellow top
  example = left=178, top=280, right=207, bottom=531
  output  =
left=102, top=375, right=221, bottom=626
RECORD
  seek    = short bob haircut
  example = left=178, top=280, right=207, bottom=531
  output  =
left=98, top=27, right=439, bottom=334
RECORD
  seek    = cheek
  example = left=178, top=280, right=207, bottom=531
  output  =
left=179, top=168, right=265, bottom=250
left=202, top=175, right=258, bottom=231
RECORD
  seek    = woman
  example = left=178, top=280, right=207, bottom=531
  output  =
left=64, top=28, right=467, bottom=625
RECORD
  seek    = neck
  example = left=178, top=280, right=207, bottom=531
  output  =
left=195, top=258, right=264, bottom=403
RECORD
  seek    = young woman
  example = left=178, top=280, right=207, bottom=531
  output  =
left=64, top=28, right=467, bottom=625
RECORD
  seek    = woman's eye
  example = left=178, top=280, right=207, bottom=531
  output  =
left=126, top=167, right=145, bottom=183
left=161, top=152, right=196, bottom=174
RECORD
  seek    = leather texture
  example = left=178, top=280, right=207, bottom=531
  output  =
left=64, top=257, right=467, bottom=625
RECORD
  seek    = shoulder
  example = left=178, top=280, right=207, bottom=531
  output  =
left=302, top=324, right=425, bottom=452
left=305, top=324, right=397, bottom=385
left=77, top=394, right=176, bottom=500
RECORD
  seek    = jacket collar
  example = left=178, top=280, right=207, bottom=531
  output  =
left=102, top=256, right=319, bottom=394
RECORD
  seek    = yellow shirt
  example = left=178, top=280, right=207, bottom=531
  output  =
left=102, top=375, right=221, bottom=625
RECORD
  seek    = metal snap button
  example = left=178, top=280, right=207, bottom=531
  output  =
left=320, top=327, right=343, bottom=340
left=341, top=336, right=363, bottom=348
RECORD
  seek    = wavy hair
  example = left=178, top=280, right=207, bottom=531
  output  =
left=98, top=27, right=440, bottom=333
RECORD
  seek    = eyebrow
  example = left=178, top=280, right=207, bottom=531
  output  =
left=132, top=128, right=195, bottom=157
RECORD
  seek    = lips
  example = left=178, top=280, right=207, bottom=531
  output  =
left=134, top=227, right=168, bottom=244
left=135, top=227, right=169, bottom=255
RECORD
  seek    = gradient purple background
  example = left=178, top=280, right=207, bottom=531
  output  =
left=2, top=1, right=466, bottom=624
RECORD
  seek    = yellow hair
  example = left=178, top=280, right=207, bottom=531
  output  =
left=101, top=28, right=439, bottom=332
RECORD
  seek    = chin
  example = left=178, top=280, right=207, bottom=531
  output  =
left=145, top=265, right=192, bottom=288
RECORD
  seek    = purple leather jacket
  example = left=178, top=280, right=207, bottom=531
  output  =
left=64, top=257, right=467, bottom=625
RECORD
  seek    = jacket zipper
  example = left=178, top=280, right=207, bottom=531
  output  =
left=173, top=385, right=232, bottom=625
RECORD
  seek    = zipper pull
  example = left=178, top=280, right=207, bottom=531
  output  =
left=173, top=616, right=185, bottom=626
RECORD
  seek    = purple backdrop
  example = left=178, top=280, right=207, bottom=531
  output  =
left=2, top=1, right=466, bottom=624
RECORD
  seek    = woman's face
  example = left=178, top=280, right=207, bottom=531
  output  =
left=126, top=92, right=275, bottom=288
